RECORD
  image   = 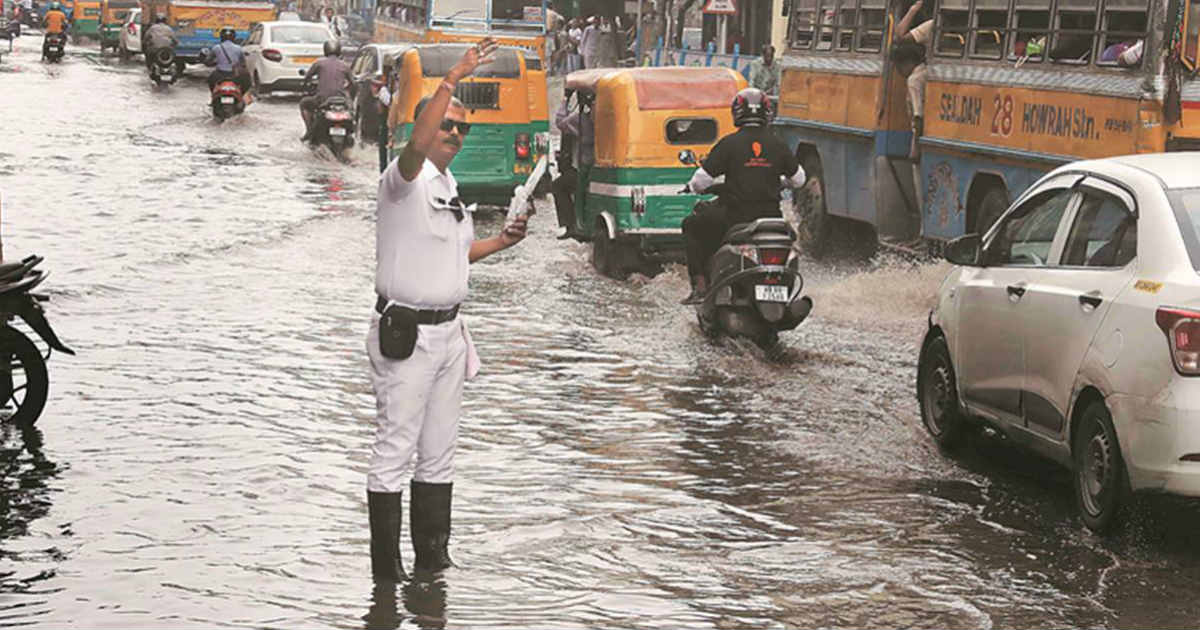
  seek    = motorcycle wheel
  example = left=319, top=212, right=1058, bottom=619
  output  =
left=0, top=327, right=49, bottom=427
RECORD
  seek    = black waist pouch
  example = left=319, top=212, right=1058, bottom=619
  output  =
left=379, top=304, right=418, bottom=360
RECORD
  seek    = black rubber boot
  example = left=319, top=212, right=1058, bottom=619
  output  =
left=410, top=481, right=454, bottom=576
left=368, top=491, right=407, bottom=583
left=680, top=276, right=708, bottom=305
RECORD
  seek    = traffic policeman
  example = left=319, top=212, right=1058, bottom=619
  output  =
left=366, top=38, right=529, bottom=583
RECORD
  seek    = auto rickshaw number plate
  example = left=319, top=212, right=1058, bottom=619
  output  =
left=755, top=285, right=788, bottom=303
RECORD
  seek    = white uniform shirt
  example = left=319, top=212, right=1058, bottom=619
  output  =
left=376, top=158, right=474, bottom=310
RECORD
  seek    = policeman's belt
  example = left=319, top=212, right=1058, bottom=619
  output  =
left=375, top=295, right=459, bottom=325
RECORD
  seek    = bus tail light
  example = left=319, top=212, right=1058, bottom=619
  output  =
left=514, top=133, right=531, bottom=160
left=1156, top=306, right=1200, bottom=375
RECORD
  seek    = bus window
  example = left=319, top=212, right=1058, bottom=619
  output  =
left=1050, top=0, right=1096, bottom=64
left=857, top=0, right=886, bottom=51
left=836, top=1, right=857, bottom=51
left=1011, top=4, right=1050, bottom=63
left=1098, top=6, right=1147, bottom=67
left=788, top=0, right=817, bottom=49
left=934, top=0, right=968, bottom=57
left=969, top=0, right=1008, bottom=59
left=1189, top=0, right=1200, bottom=66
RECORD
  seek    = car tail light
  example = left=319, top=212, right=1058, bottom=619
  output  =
left=630, top=186, right=646, bottom=216
left=1156, top=306, right=1200, bottom=375
left=263, top=49, right=282, bottom=62
left=759, top=247, right=789, bottom=266
left=514, top=133, right=531, bottom=160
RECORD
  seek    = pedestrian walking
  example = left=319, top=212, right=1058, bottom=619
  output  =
left=366, top=38, right=530, bottom=583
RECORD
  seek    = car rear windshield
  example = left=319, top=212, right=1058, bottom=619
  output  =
left=271, top=25, right=330, bottom=44
left=418, top=47, right=520, bottom=78
left=1169, top=188, right=1200, bottom=271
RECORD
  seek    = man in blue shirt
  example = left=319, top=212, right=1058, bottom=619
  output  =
left=203, top=26, right=250, bottom=93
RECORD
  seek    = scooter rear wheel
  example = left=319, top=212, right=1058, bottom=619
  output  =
left=0, top=327, right=48, bottom=426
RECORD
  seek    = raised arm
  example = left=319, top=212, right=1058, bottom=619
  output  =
left=395, top=38, right=499, bottom=182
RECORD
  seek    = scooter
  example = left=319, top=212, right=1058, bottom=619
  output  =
left=43, top=32, right=66, bottom=62
left=210, top=78, right=245, bottom=121
left=147, top=47, right=179, bottom=86
left=680, top=151, right=813, bottom=350
left=0, top=255, right=74, bottom=426
left=308, top=93, right=356, bottom=162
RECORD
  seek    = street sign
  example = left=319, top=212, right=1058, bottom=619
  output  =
left=702, top=0, right=736, bottom=14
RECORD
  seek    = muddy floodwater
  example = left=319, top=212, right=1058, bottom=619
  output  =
left=3, top=38, right=1200, bottom=629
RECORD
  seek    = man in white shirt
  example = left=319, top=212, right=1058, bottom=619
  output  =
left=366, top=38, right=529, bottom=584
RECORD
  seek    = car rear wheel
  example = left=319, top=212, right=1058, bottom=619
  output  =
left=253, top=71, right=270, bottom=96
left=918, top=335, right=965, bottom=448
left=1073, top=401, right=1130, bottom=533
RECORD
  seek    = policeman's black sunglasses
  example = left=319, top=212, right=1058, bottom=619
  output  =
left=434, top=196, right=467, bottom=222
left=440, top=119, right=471, bottom=135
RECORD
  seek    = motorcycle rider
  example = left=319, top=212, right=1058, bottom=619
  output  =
left=299, top=39, right=353, bottom=142
left=679, top=88, right=807, bottom=305
left=142, top=14, right=178, bottom=72
left=40, top=1, right=69, bottom=60
left=203, top=26, right=250, bottom=94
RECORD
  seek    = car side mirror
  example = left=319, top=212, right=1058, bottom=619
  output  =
left=678, top=149, right=697, bottom=166
left=945, top=233, right=983, bottom=266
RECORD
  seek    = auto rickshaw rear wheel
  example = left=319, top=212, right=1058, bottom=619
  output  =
left=0, top=327, right=48, bottom=427
left=591, top=218, right=628, bottom=280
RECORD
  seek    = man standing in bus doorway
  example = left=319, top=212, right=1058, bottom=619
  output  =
left=366, top=38, right=530, bottom=584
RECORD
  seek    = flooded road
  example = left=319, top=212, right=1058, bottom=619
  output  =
left=3, top=37, right=1200, bottom=629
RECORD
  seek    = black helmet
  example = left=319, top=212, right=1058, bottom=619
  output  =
left=323, top=38, right=341, bottom=57
left=219, top=26, right=236, bottom=41
left=731, top=87, right=772, bottom=127
left=154, top=14, right=167, bottom=24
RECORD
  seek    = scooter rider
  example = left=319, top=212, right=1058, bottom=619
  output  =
left=40, top=1, right=69, bottom=59
left=203, top=26, right=250, bottom=93
left=679, top=87, right=806, bottom=305
left=299, top=39, right=353, bottom=142
left=142, top=15, right=178, bottom=71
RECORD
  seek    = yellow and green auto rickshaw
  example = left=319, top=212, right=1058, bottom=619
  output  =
left=561, top=66, right=747, bottom=278
left=98, top=0, right=137, bottom=53
left=384, top=43, right=550, bottom=206
left=71, top=0, right=101, bottom=41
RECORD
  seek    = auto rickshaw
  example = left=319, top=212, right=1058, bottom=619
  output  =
left=561, top=66, right=747, bottom=279
left=71, top=0, right=99, bottom=41
left=98, top=0, right=136, bottom=53
left=383, top=43, right=550, bottom=206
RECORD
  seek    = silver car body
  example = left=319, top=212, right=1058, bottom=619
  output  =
left=930, top=152, right=1200, bottom=496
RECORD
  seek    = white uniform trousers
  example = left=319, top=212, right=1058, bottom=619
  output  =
left=366, top=315, right=467, bottom=492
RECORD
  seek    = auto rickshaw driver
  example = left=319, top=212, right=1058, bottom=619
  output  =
left=679, top=87, right=807, bottom=305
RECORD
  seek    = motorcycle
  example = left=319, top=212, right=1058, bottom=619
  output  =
left=210, top=78, right=245, bottom=121
left=0, top=255, right=74, bottom=426
left=147, top=47, right=179, bottom=86
left=680, top=151, right=813, bottom=350
left=43, top=32, right=66, bottom=63
left=308, top=93, right=356, bottom=162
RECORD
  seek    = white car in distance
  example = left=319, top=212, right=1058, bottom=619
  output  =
left=918, top=152, right=1200, bottom=533
left=242, top=20, right=334, bottom=95
left=118, top=7, right=141, bottom=60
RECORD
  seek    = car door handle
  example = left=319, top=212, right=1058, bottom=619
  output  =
left=1078, top=292, right=1103, bottom=309
left=1006, top=284, right=1026, bottom=299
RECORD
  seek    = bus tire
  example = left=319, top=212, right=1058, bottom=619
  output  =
left=795, top=159, right=830, bottom=259
left=974, top=187, right=1008, bottom=235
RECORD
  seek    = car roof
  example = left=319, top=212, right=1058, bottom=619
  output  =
left=262, top=20, right=328, bottom=28
left=1104, top=153, right=1200, bottom=190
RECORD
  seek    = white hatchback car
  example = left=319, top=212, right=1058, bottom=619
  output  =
left=919, top=152, right=1200, bottom=532
left=117, top=7, right=141, bottom=59
left=241, top=20, right=334, bottom=94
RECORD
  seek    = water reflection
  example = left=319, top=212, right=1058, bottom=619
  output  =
left=0, top=423, right=63, bottom=593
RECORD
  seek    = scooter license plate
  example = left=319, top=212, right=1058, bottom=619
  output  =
left=220, top=96, right=235, bottom=104
left=330, top=127, right=347, bottom=136
left=755, top=285, right=788, bottom=303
